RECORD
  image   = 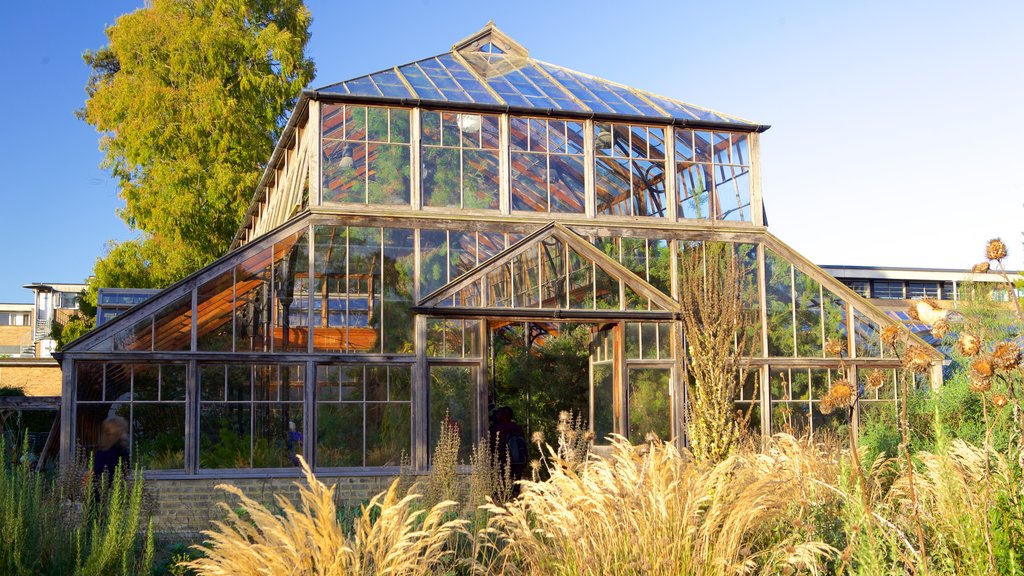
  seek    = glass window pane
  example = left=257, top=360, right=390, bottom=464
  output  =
left=794, top=270, right=822, bottom=357
left=765, top=249, right=795, bottom=356
left=317, top=404, right=363, bottom=467
left=429, top=365, right=477, bottom=463
left=628, top=367, right=671, bottom=443
left=365, top=403, right=409, bottom=466
left=132, top=403, right=185, bottom=470
left=197, top=267, right=235, bottom=351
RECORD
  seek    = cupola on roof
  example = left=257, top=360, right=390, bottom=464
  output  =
left=317, top=23, right=761, bottom=129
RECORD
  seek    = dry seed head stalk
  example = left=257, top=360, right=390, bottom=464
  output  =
left=986, top=238, right=1008, bottom=261
left=818, top=393, right=837, bottom=415
left=992, top=342, right=1022, bottom=371
left=992, top=393, right=1009, bottom=408
left=957, top=333, right=981, bottom=357
left=880, top=324, right=903, bottom=347
left=972, top=262, right=991, bottom=274
left=970, top=376, right=992, bottom=393
left=865, top=369, right=886, bottom=391
left=930, top=318, right=949, bottom=339
left=824, top=339, right=846, bottom=357
left=903, top=345, right=932, bottom=374
left=971, top=357, right=994, bottom=378
left=827, top=380, right=855, bottom=409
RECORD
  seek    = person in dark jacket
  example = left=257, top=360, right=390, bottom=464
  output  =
left=92, top=414, right=129, bottom=487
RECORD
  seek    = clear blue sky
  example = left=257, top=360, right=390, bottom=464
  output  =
left=2, top=0, right=1022, bottom=303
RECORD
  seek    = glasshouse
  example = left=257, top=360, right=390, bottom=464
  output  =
left=57, top=24, right=942, bottom=520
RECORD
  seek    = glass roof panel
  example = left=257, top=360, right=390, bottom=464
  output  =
left=341, top=76, right=382, bottom=97
left=396, top=62, right=444, bottom=101
left=436, top=54, right=500, bottom=104
left=538, top=63, right=614, bottom=113
left=519, top=64, right=585, bottom=111
left=316, top=26, right=761, bottom=127
left=370, top=69, right=414, bottom=98
left=644, top=93, right=722, bottom=123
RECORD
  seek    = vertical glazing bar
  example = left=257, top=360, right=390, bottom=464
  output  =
left=616, top=322, right=627, bottom=437
left=499, top=114, right=511, bottom=215
left=583, top=119, right=596, bottom=218
left=749, top=132, right=763, bottom=226
left=411, top=107, right=422, bottom=210
left=413, top=314, right=428, bottom=470
left=818, top=284, right=826, bottom=358
left=59, top=357, right=75, bottom=472
left=665, top=127, right=678, bottom=221
left=307, top=223, right=315, bottom=354
left=847, top=302, right=857, bottom=360
left=185, top=358, right=198, bottom=474
left=190, top=288, right=198, bottom=352
left=309, top=100, right=322, bottom=206
left=789, top=263, right=797, bottom=358
left=305, top=360, right=316, bottom=468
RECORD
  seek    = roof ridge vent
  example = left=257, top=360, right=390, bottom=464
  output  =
left=453, top=22, right=528, bottom=58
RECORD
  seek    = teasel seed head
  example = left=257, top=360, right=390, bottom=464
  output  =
left=881, top=324, right=903, bottom=348
left=824, top=338, right=846, bottom=357
left=865, top=369, right=887, bottom=391
left=986, top=238, right=1008, bottom=261
left=903, top=345, right=932, bottom=374
left=992, top=342, right=1022, bottom=371
left=971, top=357, right=994, bottom=378
left=972, top=262, right=990, bottom=274
left=957, top=333, right=981, bottom=357
left=931, top=318, right=950, bottom=339
left=969, top=376, right=992, bottom=393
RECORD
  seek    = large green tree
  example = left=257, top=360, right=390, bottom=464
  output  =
left=80, top=0, right=315, bottom=289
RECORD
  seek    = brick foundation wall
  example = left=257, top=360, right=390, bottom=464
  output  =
left=146, top=474, right=397, bottom=533
left=0, top=362, right=61, bottom=395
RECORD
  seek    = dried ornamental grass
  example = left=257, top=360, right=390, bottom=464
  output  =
left=184, top=456, right=467, bottom=576
left=986, top=238, right=1008, bottom=261
left=475, top=434, right=837, bottom=576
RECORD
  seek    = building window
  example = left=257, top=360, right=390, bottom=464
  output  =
left=421, top=111, right=500, bottom=209
left=871, top=280, right=904, bottom=299
left=199, top=363, right=305, bottom=469
left=594, top=122, right=667, bottom=217
left=75, top=362, right=187, bottom=471
left=321, top=104, right=411, bottom=205
left=907, top=281, right=939, bottom=299
left=510, top=117, right=586, bottom=214
left=59, top=292, right=80, bottom=309
left=316, top=364, right=411, bottom=468
left=675, top=129, right=752, bottom=221
left=940, top=281, right=955, bottom=300
left=0, top=312, right=29, bottom=326
left=840, top=280, right=870, bottom=298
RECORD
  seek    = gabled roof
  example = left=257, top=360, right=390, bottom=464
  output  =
left=417, top=222, right=679, bottom=314
left=316, top=23, right=764, bottom=130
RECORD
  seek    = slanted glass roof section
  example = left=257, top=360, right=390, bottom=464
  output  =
left=317, top=23, right=759, bottom=128
left=419, top=223, right=678, bottom=313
